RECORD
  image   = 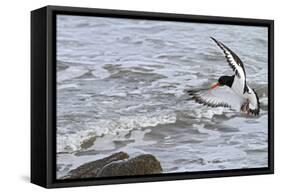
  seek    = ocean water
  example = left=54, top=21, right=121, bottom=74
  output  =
left=56, top=15, right=268, bottom=178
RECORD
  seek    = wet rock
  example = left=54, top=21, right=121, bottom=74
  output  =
left=80, top=136, right=97, bottom=149
left=63, top=151, right=129, bottom=179
left=97, top=154, right=162, bottom=177
left=63, top=152, right=163, bottom=179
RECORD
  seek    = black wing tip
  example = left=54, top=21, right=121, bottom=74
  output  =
left=210, top=37, right=220, bottom=44
left=210, top=36, right=216, bottom=41
left=248, top=107, right=260, bottom=116
left=248, top=89, right=260, bottom=116
left=210, top=37, right=225, bottom=51
left=248, top=109, right=260, bottom=116
left=187, top=89, right=198, bottom=94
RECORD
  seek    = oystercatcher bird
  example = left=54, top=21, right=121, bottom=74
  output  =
left=188, top=37, right=260, bottom=115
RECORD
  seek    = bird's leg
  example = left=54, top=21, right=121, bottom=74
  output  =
left=246, top=99, right=249, bottom=111
left=241, top=102, right=246, bottom=112
left=241, top=99, right=250, bottom=113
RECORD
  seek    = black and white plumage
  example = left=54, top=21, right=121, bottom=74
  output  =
left=188, top=37, right=260, bottom=115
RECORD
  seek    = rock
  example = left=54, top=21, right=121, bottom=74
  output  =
left=97, top=154, right=162, bottom=177
left=80, top=136, right=97, bottom=149
left=63, top=151, right=129, bottom=179
left=63, top=152, right=163, bottom=179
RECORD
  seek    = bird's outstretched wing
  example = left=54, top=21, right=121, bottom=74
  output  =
left=187, top=86, right=245, bottom=111
left=210, top=37, right=248, bottom=93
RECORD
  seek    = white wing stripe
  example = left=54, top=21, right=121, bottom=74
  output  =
left=220, top=44, right=244, bottom=79
left=188, top=86, right=245, bottom=110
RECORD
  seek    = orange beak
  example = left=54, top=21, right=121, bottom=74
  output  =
left=211, top=82, right=220, bottom=89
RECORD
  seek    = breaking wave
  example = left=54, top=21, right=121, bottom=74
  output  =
left=57, top=111, right=177, bottom=153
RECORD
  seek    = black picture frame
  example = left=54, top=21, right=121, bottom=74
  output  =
left=31, top=5, right=274, bottom=188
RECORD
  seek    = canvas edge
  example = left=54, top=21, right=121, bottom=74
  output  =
left=30, top=7, right=48, bottom=187
left=30, top=5, right=274, bottom=189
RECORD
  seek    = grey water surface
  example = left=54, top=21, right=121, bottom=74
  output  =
left=56, top=15, right=268, bottom=178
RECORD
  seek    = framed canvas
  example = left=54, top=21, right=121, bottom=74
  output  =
left=31, top=5, right=274, bottom=188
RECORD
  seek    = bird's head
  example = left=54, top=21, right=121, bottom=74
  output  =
left=211, top=76, right=234, bottom=89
